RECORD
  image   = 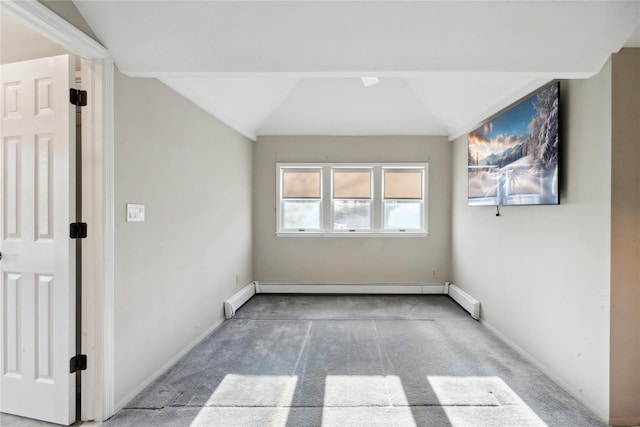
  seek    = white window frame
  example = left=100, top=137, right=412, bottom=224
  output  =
left=276, top=162, right=428, bottom=237
left=331, top=166, right=373, bottom=233
left=382, top=166, right=426, bottom=232
left=278, top=166, right=324, bottom=233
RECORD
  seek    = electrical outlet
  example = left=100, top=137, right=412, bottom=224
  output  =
left=236, top=274, right=240, bottom=287
left=432, top=269, right=438, bottom=279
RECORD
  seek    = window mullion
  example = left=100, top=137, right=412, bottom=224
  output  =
left=372, top=166, right=382, bottom=232
left=322, top=166, right=332, bottom=233
left=276, top=166, right=283, bottom=231
left=423, top=164, right=429, bottom=231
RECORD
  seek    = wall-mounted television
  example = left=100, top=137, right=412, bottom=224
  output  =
left=468, top=82, right=559, bottom=206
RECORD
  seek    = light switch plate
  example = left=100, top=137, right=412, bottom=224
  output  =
left=127, top=203, right=145, bottom=222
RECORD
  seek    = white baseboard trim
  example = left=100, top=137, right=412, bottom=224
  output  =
left=256, top=281, right=446, bottom=295
left=113, top=316, right=224, bottom=413
left=446, top=282, right=481, bottom=320
left=480, top=319, right=608, bottom=423
left=224, top=282, right=257, bottom=319
left=227, top=281, right=481, bottom=321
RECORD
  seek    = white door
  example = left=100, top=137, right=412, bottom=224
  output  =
left=0, top=55, right=76, bottom=425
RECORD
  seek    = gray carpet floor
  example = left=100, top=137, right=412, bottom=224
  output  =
left=108, top=294, right=606, bottom=427
left=2, top=294, right=608, bottom=426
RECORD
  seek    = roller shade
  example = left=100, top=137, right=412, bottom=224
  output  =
left=333, top=169, right=371, bottom=199
left=282, top=169, right=321, bottom=199
left=384, top=169, right=422, bottom=199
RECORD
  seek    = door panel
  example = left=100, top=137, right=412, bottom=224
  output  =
left=0, top=54, right=76, bottom=425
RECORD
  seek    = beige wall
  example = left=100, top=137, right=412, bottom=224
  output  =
left=113, top=72, right=253, bottom=406
left=253, top=135, right=451, bottom=283
left=451, top=65, right=612, bottom=419
left=610, top=48, right=640, bottom=427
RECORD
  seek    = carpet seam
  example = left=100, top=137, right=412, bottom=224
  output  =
left=230, top=317, right=441, bottom=321
left=371, top=320, right=394, bottom=408
left=123, top=403, right=507, bottom=409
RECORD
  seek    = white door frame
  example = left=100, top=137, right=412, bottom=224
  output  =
left=2, top=1, right=115, bottom=421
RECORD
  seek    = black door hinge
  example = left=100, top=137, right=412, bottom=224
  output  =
left=70, top=222, right=87, bottom=239
left=70, top=88, right=87, bottom=107
left=70, top=354, right=87, bottom=373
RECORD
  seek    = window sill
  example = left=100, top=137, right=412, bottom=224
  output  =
left=276, top=231, right=429, bottom=238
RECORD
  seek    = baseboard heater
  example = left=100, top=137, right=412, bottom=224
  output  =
left=446, top=282, right=481, bottom=320
left=224, top=281, right=480, bottom=320
left=224, top=282, right=256, bottom=319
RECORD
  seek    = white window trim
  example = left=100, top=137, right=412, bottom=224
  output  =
left=276, top=162, right=429, bottom=237
left=331, top=166, right=373, bottom=232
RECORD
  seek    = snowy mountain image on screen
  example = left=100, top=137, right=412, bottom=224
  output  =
left=467, top=82, right=559, bottom=206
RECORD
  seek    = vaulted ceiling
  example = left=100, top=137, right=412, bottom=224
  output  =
left=72, top=1, right=640, bottom=141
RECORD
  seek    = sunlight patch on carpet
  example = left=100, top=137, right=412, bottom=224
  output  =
left=205, top=374, right=298, bottom=407
left=428, top=376, right=547, bottom=426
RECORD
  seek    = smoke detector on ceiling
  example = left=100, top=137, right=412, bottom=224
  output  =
left=361, top=77, right=380, bottom=87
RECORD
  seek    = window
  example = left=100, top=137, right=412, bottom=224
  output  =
left=277, top=163, right=428, bottom=236
left=383, top=168, right=424, bottom=231
left=332, top=168, right=372, bottom=231
left=280, top=168, right=322, bottom=231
